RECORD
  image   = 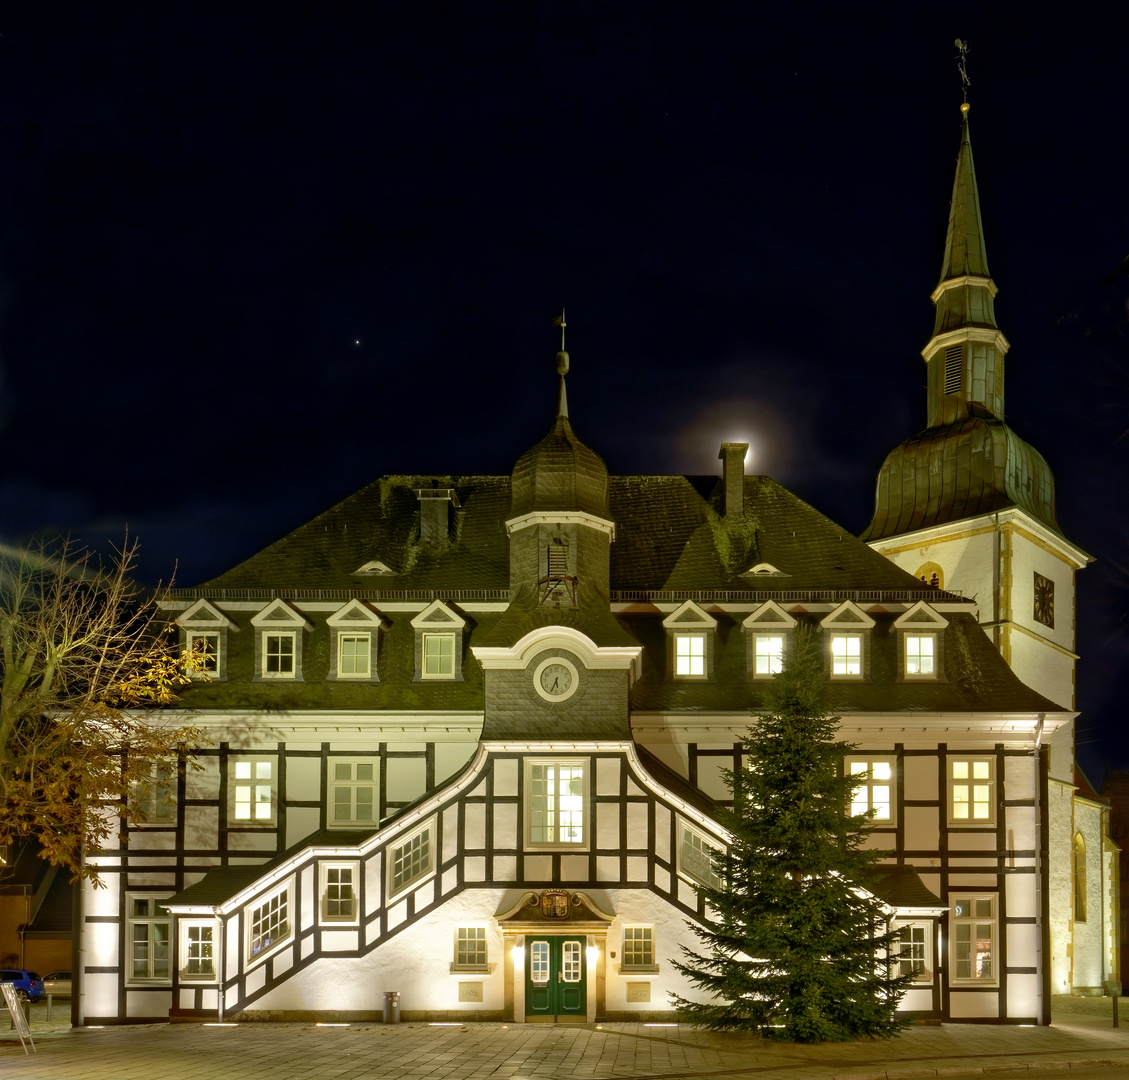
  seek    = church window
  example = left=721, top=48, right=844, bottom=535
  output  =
left=1074, top=833, right=1087, bottom=923
left=948, top=758, right=994, bottom=825
left=526, top=759, right=587, bottom=847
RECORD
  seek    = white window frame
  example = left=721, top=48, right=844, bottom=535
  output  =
left=179, top=919, right=218, bottom=981
left=894, top=921, right=932, bottom=983
left=620, top=925, right=658, bottom=973
left=948, top=757, right=995, bottom=826
left=678, top=820, right=722, bottom=890
left=422, top=632, right=456, bottom=679
left=751, top=632, right=786, bottom=678
left=845, top=757, right=895, bottom=824
left=261, top=630, right=297, bottom=678
left=329, top=759, right=377, bottom=828
left=247, top=885, right=292, bottom=966
left=336, top=632, right=372, bottom=678
left=231, top=756, right=276, bottom=825
left=186, top=630, right=221, bottom=677
left=132, top=762, right=176, bottom=825
left=951, top=895, right=997, bottom=985
left=830, top=633, right=863, bottom=678
left=674, top=632, right=707, bottom=678
left=451, top=926, right=490, bottom=973
left=904, top=632, right=937, bottom=678
left=127, top=894, right=172, bottom=983
left=388, top=818, right=435, bottom=899
left=319, top=861, right=360, bottom=925
left=524, top=759, right=588, bottom=849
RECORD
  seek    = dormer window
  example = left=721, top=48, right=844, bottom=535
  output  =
left=663, top=600, right=717, bottom=681
left=820, top=601, right=875, bottom=681
left=743, top=601, right=797, bottom=679
left=175, top=599, right=237, bottom=680
left=251, top=600, right=313, bottom=682
left=411, top=600, right=467, bottom=682
left=327, top=600, right=386, bottom=681
left=894, top=602, right=948, bottom=681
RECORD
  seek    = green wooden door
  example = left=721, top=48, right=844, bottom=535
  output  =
left=525, top=935, right=586, bottom=1019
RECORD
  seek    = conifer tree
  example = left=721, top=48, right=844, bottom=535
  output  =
left=671, top=630, right=911, bottom=1041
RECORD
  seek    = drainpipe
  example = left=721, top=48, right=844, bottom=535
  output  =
left=215, top=907, right=225, bottom=1023
left=1033, top=714, right=1046, bottom=1024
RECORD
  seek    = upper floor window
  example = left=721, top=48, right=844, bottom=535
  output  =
left=411, top=600, right=466, bottom=682
left=678, top=821, right=722, bottom=890
left=846, top=757, right=894, bottom=823
left=327, top=600, right=385, bottom=681
left=389, top=819, right=435, bottom=898
left=948, top=758, right=994, bottom=825
left=904, top=634, right=935, bottom=676
left=186, top=632, right=219, bottom=675
left=743, top=601, right=796, bottom=679
left=752, top=634, right=785, bottom=677
left=232, top=757, right=276, bottom=824
left=663, top=600, right=716, bottom=681
left=526, top=759, right=587, bottom=848
left=320, top=861, right=359, bottom=924
left=248, top=886, right=291, bottom=964
left=132, top=762, right=176, bottom=824
left=895, top=602, right=947, bottom=680
left=176, top=598, right=236, bottom=680
left=821, top=602, right=874, bottom=680
left=330, top=760, right=376, bottom=827
left=251, top=599, right=311, bottom=682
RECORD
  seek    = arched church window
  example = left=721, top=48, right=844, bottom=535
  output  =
left=1073, top=833, right=1087, bottom=923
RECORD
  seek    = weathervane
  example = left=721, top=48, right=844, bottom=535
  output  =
left=954, top=38, right=971, bottom=105
left=552, top=307, right=567, bottom=351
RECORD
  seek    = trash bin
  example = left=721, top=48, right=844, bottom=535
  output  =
left=382, top=990, right=400, bottom=1023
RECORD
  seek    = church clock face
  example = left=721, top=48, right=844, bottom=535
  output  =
left=532, top=656, right=579, bottom=703
left=1033, top=572, right=1055, bottom=629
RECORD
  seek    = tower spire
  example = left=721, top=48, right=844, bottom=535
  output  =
left=553, top=308, right=569, bottom=419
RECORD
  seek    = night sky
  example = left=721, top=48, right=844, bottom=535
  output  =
left=1, top=4, right=1125, bottom=777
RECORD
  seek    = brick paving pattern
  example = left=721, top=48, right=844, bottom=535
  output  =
left=4, top=998, right=1129, bottom=1079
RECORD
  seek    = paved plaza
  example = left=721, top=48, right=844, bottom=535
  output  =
left=4, top=998, right=1129, bottom=1079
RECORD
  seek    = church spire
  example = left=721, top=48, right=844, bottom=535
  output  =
left=921, top=63, right=1010, bottom=427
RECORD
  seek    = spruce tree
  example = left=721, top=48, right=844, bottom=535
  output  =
left=671, top=630, right=911, bottom=1041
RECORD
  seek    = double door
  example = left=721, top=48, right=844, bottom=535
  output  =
left=525, top=935, right=586, bottom=1019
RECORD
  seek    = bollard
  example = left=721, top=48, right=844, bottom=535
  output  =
left=46, top=994, right=52, bottom=1022
left=382, top=990, right=401, bottom=1023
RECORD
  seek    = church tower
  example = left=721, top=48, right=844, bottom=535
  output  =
left=861, top=101, right=1090, bottom=712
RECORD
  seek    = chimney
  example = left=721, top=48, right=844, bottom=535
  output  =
left=718, top=443, right=748, bottom=519
left=415, top=485, right=461, bottom=546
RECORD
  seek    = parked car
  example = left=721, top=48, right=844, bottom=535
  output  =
left=42, top=971, right=71, bottom=997
left=0, top=969, right=44, bottom=1003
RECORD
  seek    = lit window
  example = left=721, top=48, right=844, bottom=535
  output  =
left=423, top=633, right=455, bottom=678
left=453, top=927, right=488, bottom=971
left=128, top=896, right=170, bottom=982
left=330, top=761, right=376, bottom=827
left=897, top=922, right=931, bottom=982
left=847, top=758, right=894, bottom=822
left=249, top=888, right=290, bottom=961
left=674, top=633, right=706, bottom=677
left=830, top=633, right=862, bottom=677
left=949, top=758, right=993, bottom=824
left=679, top=823, right=721, bottom=889
left=389, top=820, right=434, bottom=896
left=752, top=633, right=785, bottom=677
left=263, top=632, right=296, bottom=677
left=233, top=758, right=275, bottom=823
left=621, top=926, right=655, bottom=970
left=952, top=896, right=996, bottom=983
left=905, top=633, right=935, bottom=676
left=337, top=633, right=371, bottom=678
left=320, top=862, right=358, bottom=923
left=132, top=762, right=176, bottom=824
left=526, top=760, right=586, bottom=847
left=181, top=921, right=216, bottom=979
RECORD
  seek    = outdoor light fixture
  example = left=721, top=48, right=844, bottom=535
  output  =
left=586, top=945, right=599, bottom=966
left=512, top=944, right=525, bottom=963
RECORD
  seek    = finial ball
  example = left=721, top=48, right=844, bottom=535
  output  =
left=556, top=350, right=570, bottom=375
left=960, top=101, right=970, bottom=115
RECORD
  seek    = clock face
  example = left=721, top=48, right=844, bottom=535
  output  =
left=1033, top=573, right=1055, bottom=629
left=532, top=656, right=579, bottom=702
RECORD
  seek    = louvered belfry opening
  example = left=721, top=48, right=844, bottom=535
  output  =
left=538, top=537, right=578, bottom=606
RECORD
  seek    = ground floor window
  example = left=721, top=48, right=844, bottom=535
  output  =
left=621, top=925, right=657, bottom=972
left=895, top=921, right=932, bottom=983
left=128, top=895, right=171, bottom=982
left=452, top=926, right=489, bottom=972
left=180, top=921, right=216, bottom=980
left=952, top=896, right=996, bottom=984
